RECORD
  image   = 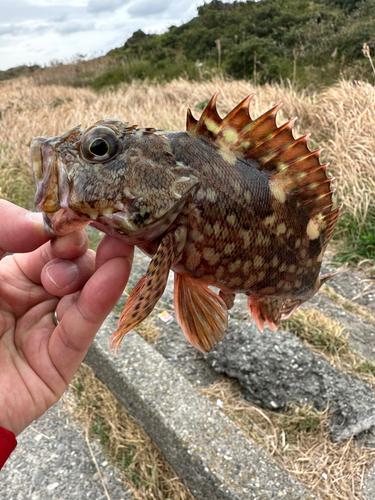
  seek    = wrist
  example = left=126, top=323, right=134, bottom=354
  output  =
left=0, top=411, right=18, bottom=437
left=0, top=415, right=24, bottom=437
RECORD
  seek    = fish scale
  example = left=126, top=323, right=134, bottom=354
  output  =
left=31, top=94, right=341, bottom=353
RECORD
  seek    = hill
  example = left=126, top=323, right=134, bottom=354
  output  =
left=1, top=0, right=375, bottom=89
left=104, top=0, right=375, bottom=88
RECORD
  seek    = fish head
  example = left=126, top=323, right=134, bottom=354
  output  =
left=31, top=119, right=143, bottom=241
left=31, top=119, right=199, bottom=244
left=31, top=119, right=131, bottom=237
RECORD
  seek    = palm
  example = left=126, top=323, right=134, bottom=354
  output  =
left=0, top=200, right=133, bottom=436
left=0, top=257, right=61, bottom=434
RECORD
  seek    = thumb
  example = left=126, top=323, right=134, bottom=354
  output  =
left=0, top=200, right=49, bottom=256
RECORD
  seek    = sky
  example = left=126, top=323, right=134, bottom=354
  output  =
left=0, top=0, right=225, bottom=71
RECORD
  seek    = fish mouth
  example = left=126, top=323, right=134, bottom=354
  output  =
left=31, top=137, right=88, bottom=237
left=31, top=137, right=61, bottom=213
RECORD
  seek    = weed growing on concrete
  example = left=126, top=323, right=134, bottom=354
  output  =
left=281, top=308, right=349, bottom=356
left=282, top=307, right=375, bottom=389
left=202, top=378, right=375, bottom=500
left=65, top=364, right=194, bottom=500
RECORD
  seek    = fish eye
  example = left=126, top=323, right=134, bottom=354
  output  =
left=89, top=137, right=109, bottom=156
left=81, top=126, right=118, bottom=162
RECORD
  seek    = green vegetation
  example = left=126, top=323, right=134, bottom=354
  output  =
left=0, top=64, right=40, bottom=82
left=85, top=227, right=104, bottom=251
left=96, top=0, right=375, bottom=89
left=49, top=97, right=72, bottom=109
left=280, top=404, right=325, bottom=435
left=353, top=358, right=375, bottom=377
left=335, top=213, right=375, bottom=264
left=3, top=0, right=375, bottom=90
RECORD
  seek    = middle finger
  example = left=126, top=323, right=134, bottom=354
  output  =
left=13, top=231, right=89, bottom=285
left=41, top=251, right=95, bottom=297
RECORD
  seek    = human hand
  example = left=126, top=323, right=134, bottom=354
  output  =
left=0, top=200, right=133, bottom=436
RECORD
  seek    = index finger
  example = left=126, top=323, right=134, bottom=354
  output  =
left=0, top=200, right=49, bottom=257
left=48, top=255, right=132, bottom=383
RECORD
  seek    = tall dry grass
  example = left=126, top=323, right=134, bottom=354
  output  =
left=30, top=56, right=111, bottom=88
left=1, top=76, right=374, bottom=235
left=312, top=81, right=375, bottom=236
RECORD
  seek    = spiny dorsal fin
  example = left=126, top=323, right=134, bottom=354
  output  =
left=186, top=92, right=340, bottom=245
left=186, top=92, right=255, bottom=141
left=186, top=108, right=198, bottom=132
left=218, top=93, right=255, bottom=135
left=195, top=91, right=222, bottom=140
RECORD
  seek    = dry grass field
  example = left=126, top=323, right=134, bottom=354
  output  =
left=1, top=75, right=375, bottom=499
left=0, top=75, right=374, bottom=262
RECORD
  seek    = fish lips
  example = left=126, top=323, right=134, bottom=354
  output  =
left=31, top=137, right=86, bottom=237
left=31, top=137, right=61, bottom=213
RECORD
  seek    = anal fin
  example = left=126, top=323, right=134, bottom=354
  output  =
left=174, top=274, right=228, bottom=353
left=247, top=295, right=301, bottom=331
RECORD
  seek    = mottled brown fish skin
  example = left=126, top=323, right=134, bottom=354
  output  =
left=31, top=96, right=340, bottom=353
left=166, top=132, right=316, bottom=299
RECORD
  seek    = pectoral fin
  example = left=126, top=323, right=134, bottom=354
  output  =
left=110, top=228, right=186, bottom=352
left=174, top=274, right=228, bottom=353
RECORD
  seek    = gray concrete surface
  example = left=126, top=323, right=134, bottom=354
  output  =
left=119, top=248, right=375, bottom=497
left=320, top=262, right=375, bottom=311
left=207, top=321, right=375, bottom=441
left=85, top=315, right=316, bottom=500
left=1, top=400, right=133, bottom=500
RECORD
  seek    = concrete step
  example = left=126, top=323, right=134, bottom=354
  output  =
left=2, top=399, right=133, bottom=500
left=103, top=248, right=375, bottom=498
left=84, top=314, right=316, bottom=500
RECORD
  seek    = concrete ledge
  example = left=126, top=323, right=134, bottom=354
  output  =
left=85, top=314, right=315, bottom=500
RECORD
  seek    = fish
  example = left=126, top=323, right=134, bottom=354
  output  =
left=31, top=92, right=341, bottom=353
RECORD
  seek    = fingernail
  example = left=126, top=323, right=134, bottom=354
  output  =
left=26, top=212, right=45, bottom=237
left=26, top=212, right=43, bottom=223
left=46, top=261, right=79, bottom=290
left=75, top=231, right=87, bottom=249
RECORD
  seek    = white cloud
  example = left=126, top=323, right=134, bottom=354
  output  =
left=56, top=21, right=96, bottom=34
left=87, top=0, right=129, bottom=13
left=0, top=21, right=50, bottom=37
left=127, top=0, right=171, bottom=17
left=0, top=1, right=238, bottom=71
left=0, top=24, right=20, bottom=36
left=30, top=0, right=87, bottom=6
